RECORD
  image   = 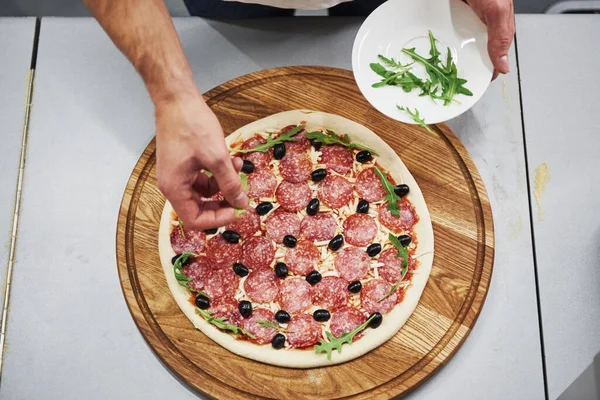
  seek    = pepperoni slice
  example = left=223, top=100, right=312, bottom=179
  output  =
left=205, top=235, right=242, bottom=269
left=281, top=125, right=310, bottom=153
left=378, top=200, right=418, bottom=233
left=287, top=314, right=323, bottom=348
left=265, top=211, right=301, bottom=243
left=279, top=152, right=311, bottom=183
left=361, top=278, right=398, bottom=314
left=335, top=247, right=370, bottom=281
left=244, top=268, right=279, bottom=303
left=378, top=248, right=404, bottom=283
left=170, top=227, right=206, bottom=254
left=247, top=169, right=277, bottom=199
left=278, top=278, right=313, bottom=313
left=183, top=255, right=211, bottom=291
left=241, top=137, right=272, bottom=169
left=275, top=181, right=312, bottom=212
left=300, top=213, right=337, bottom=242
left=241, top=236, right=275, bottom=270
left=319, top=175, right=353, bottom=209
left=355, top=167, right=386, bottom=202
left=241, top=308, right=277, bottom=344
left=225, top=209, right=260, bottom=239
left=313, top=276, right=348, bottom=311
left=204, top=268, right=238, bottom=300
left=285, top=240, right=320, bottom=276
left=343, top=213, right=378, bottom=246
left=210, top=297, right=242, bottom=327
left=330, top=307, right=366, bottom=338
left=320, top=145, right=353, bottom=174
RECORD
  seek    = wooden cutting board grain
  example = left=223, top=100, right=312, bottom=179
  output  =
left=116, top=66, right=494, bottom=400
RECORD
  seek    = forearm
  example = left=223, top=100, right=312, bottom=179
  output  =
left=83, top=0, right=197, bottom=104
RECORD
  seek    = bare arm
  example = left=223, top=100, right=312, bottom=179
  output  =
left=84, top=0, right=248, bottom=229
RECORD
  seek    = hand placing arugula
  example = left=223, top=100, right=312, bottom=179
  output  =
left=235, top=125, right=304, bottom=153
left=371, top=30, right=472, bottom=109
left=315, top=314, right=376, bottom=360
left=305, top=129, right=378, bottom=155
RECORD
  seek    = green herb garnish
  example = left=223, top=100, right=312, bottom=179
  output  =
left=240, top=172, right=248, bottom=191
left=257, top=319, right=287, bottom=333
left=305, top=129, right=378, bottom=155
left=177, top=218, right=185, bottom=238
left=378, top=234, right=410, bottom=302
left=173, top=253, right=208, bottom=298
left=373, top=166, right=401, bottom=218
left=315, top=314, right=376, bottom=360
left=397, top=106, right=437, bottom=136
left=371, top=30, right=472, bottom=106
left=196, top=308, right=255, bottom=338
left=203, top=170, right=213, bottom=178
left=235, top=125, right=304, bottom=153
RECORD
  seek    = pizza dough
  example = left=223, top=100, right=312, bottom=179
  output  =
left=158, top=110, right=434, bottom=368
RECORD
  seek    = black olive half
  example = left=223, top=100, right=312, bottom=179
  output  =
left=195, top=294, right=210, bottom=310
left=273, top=143, right=286, bottom=160
left=275, top=310, right=291, bottom=324
left=348, top=281, right=362, bottom=293
left=306, top=198, right=320, bottom=216
left=313, top=309, right=331, bottom=322
left=356, top=199, right=369, bottom=214
left=204, top=228, right=218, bottom=235
left=238, top=300, right=253, bottom=318
left=306, top=270, right=322, bottom=285
left=232, top=263, right=249, bottom=277
left=171, top=254, right=182, bottom=265
left=328, top=234, right=344, bottom=251
left=367, top=243, right=382, bottom=257
left=311, top=168, right=327, bottom=182
left=398, top=234, right=412, bottom=247
left=309, top=139, right=322, bottom=150
left=368, top=312, right=383, bottom=329
left=271, top=333, right=286, bottom=349
left=222, top=230, right=240, bottom=244
left=256, top=202, right=273, bottom=216
left=394, top=184, right=410, bottom=197
left=241, top=160, right=255, bottom=174
left=275, top=262, right=289, bottom=279
left=283, top=235, right=297, bottom=248
left=356, top=150, right=373, bottom=163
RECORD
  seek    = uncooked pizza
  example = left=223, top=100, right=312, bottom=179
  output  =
left=158, top=110, right=433, bottom=368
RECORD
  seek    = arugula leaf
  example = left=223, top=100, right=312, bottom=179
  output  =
left=401, top=47, right=448, bottom=85
left=196, top=308, right=255, bottom=338
left=235, top=125, right=304, bottom=153
left=428, top=30, right=441, bottom=60
left=234, top=208, right=246, bottom=217
left=378, top=234, right=410, bottom=302
left=378, top=54, right=413, bottom=70
left=397, top=106, right=437, bottom=137
left=240, top=172, right=249, bottom=192
left=203, top=170, right=213, bottom=178
left=173, top=253, right=198, bottom=289
left=257, top=319, right=287, bottom=333
left=315, top=314, right=376, bottom=360
left=177, top=218, right=185, bottom=239
left=370, top=62, right=388, bottom=78
left=305, top=130, right=378, bottom=155
left=373, top=166, right=401, bottom=218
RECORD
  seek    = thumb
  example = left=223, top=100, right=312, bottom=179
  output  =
left=485, top=3, right=514, bottom=74
left=209, top=156, right=248, bottom=210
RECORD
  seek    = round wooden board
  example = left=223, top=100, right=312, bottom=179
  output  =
left=116, top=67, right=494, bottom=399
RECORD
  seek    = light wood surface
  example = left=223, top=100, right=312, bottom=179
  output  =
left=116, top=67, right=494, bottom=399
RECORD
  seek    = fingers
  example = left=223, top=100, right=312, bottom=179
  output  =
left=192, top=157, right=244, bottom=199
left=485, top=0, right=515, bottom=75
left=206, top=155, right=248, bottom=210
left=168, top=187, right=239, bottom=230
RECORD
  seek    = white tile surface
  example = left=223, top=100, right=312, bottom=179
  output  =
left=516, top=14, right=600, bottom=400
left=0, top=18, right=35, bottom=315
left=1, top=17, right=544, bottom=399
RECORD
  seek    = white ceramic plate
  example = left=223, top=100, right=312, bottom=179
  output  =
left=352, top=0, right=493, bottom=124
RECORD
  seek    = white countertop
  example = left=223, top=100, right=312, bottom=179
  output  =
left=0, top=17, right=35, bottom=313
left=516, top=14, right=600, bottom=399
left=1, top=15, right=598, bottom=400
